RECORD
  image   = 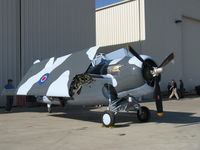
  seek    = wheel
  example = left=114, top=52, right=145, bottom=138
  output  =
left=47, top=107, right=52, bottom=113
left=137, top=106, right=150, bottom=122
left=102, top=111, right=115, bottom=127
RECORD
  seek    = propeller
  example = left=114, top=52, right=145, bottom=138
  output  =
left=154, top=76, right=164, bottom=116
left=127, top=45, right=174, bottom=116
left=159, top=53, right=175, bottom=68
left=128, top=45, right=145, bottom=64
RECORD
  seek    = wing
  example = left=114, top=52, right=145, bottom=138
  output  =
left=16, top=46, right=99, bottom=97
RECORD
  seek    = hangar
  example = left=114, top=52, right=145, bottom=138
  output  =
left=1, top=0, right=200, bottom=106
left=96, top=0, right=200, bottom=92
left=0, top=0, right=95, bottom=106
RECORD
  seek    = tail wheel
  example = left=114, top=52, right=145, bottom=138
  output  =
left=47, top=107, right=52, bottom=113
left=137, top=106, right=150, bottom=122
left=102, top=111, right=115, bottom=127
left=47, top=104, right=52, bottom=113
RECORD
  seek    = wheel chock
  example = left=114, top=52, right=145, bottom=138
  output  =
left=108, top=126, right=116, bottom=129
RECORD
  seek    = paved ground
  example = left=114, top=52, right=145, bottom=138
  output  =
left=0, top=96, right=200, bottom=150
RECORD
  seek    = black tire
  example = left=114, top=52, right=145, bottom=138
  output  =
left=137, top=106, right=150, bottom=122
left=195, top=86, right=200, bottom=95
left=102, top=111, right=115, bottom=127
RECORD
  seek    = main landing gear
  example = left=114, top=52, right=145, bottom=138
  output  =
left=101, top=96, right=151, bottom=127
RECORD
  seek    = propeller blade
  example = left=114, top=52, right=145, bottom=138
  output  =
left=154, top=76, right=164, bottom=116
left=159, top=53, right=175, bottom=68
left=127, top=45, right=145, bottom=63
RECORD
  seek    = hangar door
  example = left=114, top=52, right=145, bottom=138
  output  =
left=182, top=16, right=200, bottom=90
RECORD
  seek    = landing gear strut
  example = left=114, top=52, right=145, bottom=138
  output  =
left=101, top=96, right=151, bottom=127
left=47, top=104, right=52, bottom=113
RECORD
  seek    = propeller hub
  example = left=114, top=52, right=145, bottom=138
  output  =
left=151, top=67, right=163, bottom=77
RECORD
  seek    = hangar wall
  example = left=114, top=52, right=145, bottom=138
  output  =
left=0, top=0, right=20, bottom=106
left=181, top=16, right=200, bottom=90
left=96, top=0, right=200, bottom=91
left=142, top=0, right=200, bottom=91
left=0, top=0, right=95, bottom=106
left=21, top=0, right=96, bottom=75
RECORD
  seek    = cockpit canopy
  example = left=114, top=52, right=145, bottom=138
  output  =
left=87, top=48, right=133, bottom=75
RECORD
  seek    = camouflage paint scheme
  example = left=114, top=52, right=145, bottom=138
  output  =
left=12, top=46, right=156, bottom=106
left=16, top=46, right=99, bottom=97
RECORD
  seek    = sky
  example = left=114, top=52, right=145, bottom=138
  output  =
left=96, top=0, right=124, bottom=8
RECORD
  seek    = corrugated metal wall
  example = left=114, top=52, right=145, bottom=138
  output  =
left=21, top=0, right=95, bottom=75
left=96, top=0, right=145, bottom=46
left=0, top=0, right=95, bottom=106
left=0, top=0, right=20, bottom=106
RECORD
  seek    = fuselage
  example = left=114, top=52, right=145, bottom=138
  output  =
left=36, top=48, right=157, bottom=106
left=50, top=48, right=157, bottom=106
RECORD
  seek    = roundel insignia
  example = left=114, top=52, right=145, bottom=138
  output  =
left=38, top=73, right=50, bottom=85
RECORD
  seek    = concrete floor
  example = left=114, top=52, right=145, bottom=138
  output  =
left=0, top=97, right=200, bottom=150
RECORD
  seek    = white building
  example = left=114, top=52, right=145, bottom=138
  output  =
left=0, top=0, right=95, bottom=106
left=96, top=0, right=200, bottom=91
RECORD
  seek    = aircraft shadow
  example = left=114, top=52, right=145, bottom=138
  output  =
left=0, top=106, right=52, bottom=113
left=150, top=110, right=200, bottom=127
left=49, top=109, right=137, bottom=128
left=1, top=106, right=200, bottom=128
left=49, top=108, right=200, bottom=128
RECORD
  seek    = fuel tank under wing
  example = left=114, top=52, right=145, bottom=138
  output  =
left=16, top=46, right=99, bottom=97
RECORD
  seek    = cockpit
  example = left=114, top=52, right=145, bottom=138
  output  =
left=86, top=48, right=133, bottom=75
